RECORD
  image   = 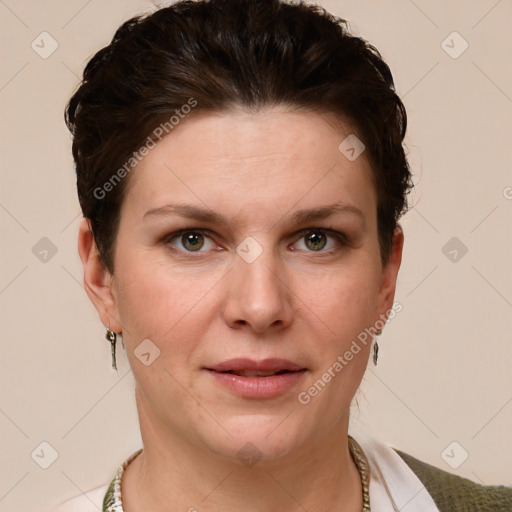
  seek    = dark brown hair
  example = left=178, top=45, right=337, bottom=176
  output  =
left=65, top=0, right=413, bottom=274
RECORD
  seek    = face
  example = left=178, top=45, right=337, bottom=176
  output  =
left=80, top=107, right=403, bottom=464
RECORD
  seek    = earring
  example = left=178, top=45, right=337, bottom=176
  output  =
left=105, top=326, right=118, bottom=371
left=373, top=329, right=382, bottom=366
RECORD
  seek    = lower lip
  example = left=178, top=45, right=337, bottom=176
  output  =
left=206, top=370, right=307, bottom=398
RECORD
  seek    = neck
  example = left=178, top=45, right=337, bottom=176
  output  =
left=122, top=394, right=363, bottom=512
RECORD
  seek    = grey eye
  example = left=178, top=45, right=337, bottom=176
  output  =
left=181, top=232, right=205, bottom=251
left=304, top=231, right=327, bottom=251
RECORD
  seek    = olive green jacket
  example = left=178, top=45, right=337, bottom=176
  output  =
left=395, top=449, right=512, bottom=512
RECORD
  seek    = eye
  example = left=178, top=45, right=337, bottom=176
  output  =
left=291, top=229, right=347, bottom=253
left=162, top=228, right=347, bottom=255
left=165, top=230, right=218, bottom=253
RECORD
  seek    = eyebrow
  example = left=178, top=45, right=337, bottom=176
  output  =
left=143, top=202, right=365, bottom=227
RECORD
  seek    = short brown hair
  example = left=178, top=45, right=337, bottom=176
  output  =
left=65, top=0, right=413, bottom=274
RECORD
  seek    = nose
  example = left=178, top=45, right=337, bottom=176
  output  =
left=222, top=246, right=294, bottom=334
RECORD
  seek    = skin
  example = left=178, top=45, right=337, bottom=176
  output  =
left=78, top=107, right=403, bottom=511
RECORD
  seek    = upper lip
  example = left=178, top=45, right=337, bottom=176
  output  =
left=205, top=358, right=306, bottom=372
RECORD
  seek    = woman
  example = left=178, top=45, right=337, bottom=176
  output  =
left=56, top=0, right=511, bottom=510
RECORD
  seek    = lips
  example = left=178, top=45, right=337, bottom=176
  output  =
left=205, top=358, right=307, bottom=398
left=220, top=369, right=293, bottom=377
left=205, top=358, right=306, bottom=376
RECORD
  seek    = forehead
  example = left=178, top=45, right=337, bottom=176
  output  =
left=121, top=108, right=376, bottom=225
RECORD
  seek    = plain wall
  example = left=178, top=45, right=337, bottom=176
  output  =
left=1, top=1, right=511, bottom=511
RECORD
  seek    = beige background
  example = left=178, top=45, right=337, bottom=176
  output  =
left=1, top=1, right=511, bottom=511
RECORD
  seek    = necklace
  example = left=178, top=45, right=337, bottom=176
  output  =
left=348, top=435, right=371, bottom=511
left=103, top=436, right=371, bottom=511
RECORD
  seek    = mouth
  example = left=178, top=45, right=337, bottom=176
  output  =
left=211, top=369, right=300, bottom=377
left=204, top=358, right=307, bottom=398
left=205, top=357, right=307, bottom=375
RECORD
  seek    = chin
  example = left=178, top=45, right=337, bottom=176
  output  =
left=200, top=415, right=307, bottom=464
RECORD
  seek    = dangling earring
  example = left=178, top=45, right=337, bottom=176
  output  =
left=105, top=325, right=118, bottom=371
left=373, top=329, right=382, bottom=366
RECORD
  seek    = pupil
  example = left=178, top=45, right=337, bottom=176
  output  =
left=306, top=232, right=326, bottom=251
left=183, top=232, right=204, bottom=251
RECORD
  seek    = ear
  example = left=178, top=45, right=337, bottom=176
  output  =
left=77, top=217, right=122, bottom=333
left=375, top=224, right=404, bottom=322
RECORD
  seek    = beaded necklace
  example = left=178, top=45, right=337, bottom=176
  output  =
left=103, top=436, right=371, bottom=511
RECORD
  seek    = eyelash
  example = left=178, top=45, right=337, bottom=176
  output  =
left=162, top=228, right=349, bottom=255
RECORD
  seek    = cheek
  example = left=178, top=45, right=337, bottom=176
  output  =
left=293, top=263, right=380, bottom=336
left=115, top=251, right=198, bottom=318
left=295, top=269, right=378, bottom=401
left=113, top=252, right=225, bottom=359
